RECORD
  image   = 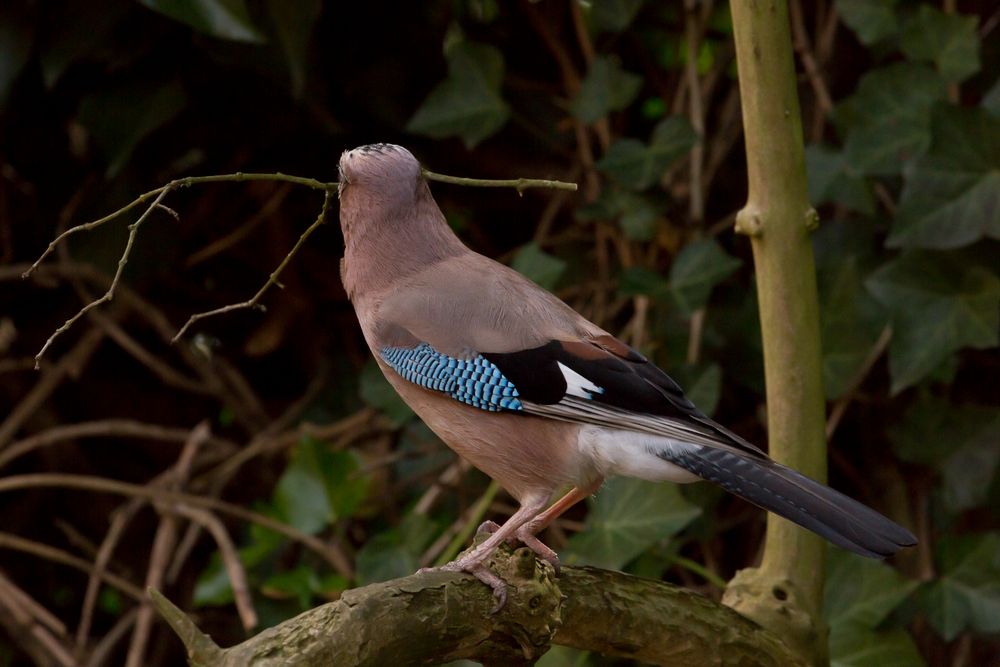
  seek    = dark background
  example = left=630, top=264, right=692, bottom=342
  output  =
left=0, top=1, right=997, bottom=665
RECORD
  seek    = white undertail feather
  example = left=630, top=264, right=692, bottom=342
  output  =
left=577, top=425, right=700, bottom=483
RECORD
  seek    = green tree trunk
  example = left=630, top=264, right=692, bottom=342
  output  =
left=721, top=1, right=828, bottom=664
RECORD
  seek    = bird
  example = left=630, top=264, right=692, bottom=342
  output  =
left=337, top=143, right=916, bottom=606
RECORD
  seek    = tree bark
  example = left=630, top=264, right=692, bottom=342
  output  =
left=152, top=546, right=805, bottom=666
left=722, top=1, right=828, bottom=664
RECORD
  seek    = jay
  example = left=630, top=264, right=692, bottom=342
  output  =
left=337, top=143, right=915, bottom=604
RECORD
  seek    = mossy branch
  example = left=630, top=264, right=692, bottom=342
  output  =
left=25, top=168, right=576, bottom=367
left=150, top=547, right=803, bottom=667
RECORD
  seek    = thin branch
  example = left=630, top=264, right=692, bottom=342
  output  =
left=22, top=173, right=330, bottom=279
left=421, top=169, right=578, bottom=194
left=0, top=532, right=144, bottom=600
left=172, top=504, right=258, bottom=631
left=171, top=188, right=334, bottom=342
left=0, top=473, right=353, bottom=576
left=33, top=188, right=170, bottom=367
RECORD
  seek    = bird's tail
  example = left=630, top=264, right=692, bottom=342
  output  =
left=659, top=445, right=917, bottom=558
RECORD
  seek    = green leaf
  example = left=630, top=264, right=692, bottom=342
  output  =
left=39, top=2, right=128, bottom=89
left=838, top=63, right=946, bottom=176
left=805, top=145, right=875, bottom=216
left=571, top=56, right=642, bottom=124
left=562, top=477, right=700, bottom=570
left=938, top=408, right=1000, bottom=513
left=814, top=222, right=888, bottom=399
left=262, top=565, right=317, bottom=608
left=0, top=4, right=35, bottom=104
left=576, top=188, right=665, bottom=240
left=668, top=239, right=742, bottom=314
left=825, top=548, right=919, bottom=632
left=830, top=629, right=924, bottom=667
left=355, top=514, right=438, bottom=584
left=900, top=6, right=980, bottom=83
left=597, top=116, right=697, bottom=190
left=265, top=0, right=320, bottom=98
left=866, top=251, right=1000, bottom=393
left=273, top=439, right=369, bottom=534
left=589, top=0, right=645, bottom=33
left=79, top=79, right=188, bottom=178
left=888, top=105, right=1000, bottom=249
left=983, top=78, right=1000, bottom=117
left=406, top=41, right=510, bottom=148
left=668, top=363, right=722, bottom=415
left=512, top=242, right=567, bottom=290
left=835, top=0, right=898, bottom=45
left=139, top=0, right=264, bottom=43
left=359, top=360, right=414, bottom=426
left=618, top=266, right=670, bottom=297
left=922, top=533, right=1000, bottom=640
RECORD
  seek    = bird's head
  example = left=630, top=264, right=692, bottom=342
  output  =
left=338, top=143, right=422, bottom=205
left=337, top=143, right=464, bottom=298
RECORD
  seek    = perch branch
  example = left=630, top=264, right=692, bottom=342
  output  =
left=148, top=547, right=804, bottom=666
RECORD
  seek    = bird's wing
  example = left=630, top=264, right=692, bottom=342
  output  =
left=371, top=253, right=764, bottom=458
left=372, top=253, right=917, bottom=558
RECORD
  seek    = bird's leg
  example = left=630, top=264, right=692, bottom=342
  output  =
left=438, top=494, right=549, bottom=611
left=471, top=479, right=604, bottom=575
left=523, top=477, right=604, bottom=536
left=501, top=477, right=603, bottom=574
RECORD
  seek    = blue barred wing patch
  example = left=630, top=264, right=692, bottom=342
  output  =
left=380, top=343, right=522, bottom=412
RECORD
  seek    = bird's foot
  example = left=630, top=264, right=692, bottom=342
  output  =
left=438, top=557, right=508, bottom=613
left=475, top=520, right=561, bottom=574
left=515, top=529, right=561, bottom=574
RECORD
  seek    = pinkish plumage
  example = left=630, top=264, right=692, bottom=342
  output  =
left=337, top=143, right=915, bottom=606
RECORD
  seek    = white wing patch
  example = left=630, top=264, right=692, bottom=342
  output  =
left=557, top=361, right=605, bottom=399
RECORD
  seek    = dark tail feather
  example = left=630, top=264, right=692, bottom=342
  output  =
left=662, top=445, right=917, bottom=558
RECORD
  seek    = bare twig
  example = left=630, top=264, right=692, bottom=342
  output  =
left=172, top=504, right=257, bottom=630
left=421, top=169, right=577, bottom=194
left=0, top=532, right=144, bottom=600
left=0, top=473, right=352, bottom=575
left=171, top=188, right=334, bottom=342
left=33, top=188, right=171, bottom=367
left=0, top=419, right=238, bottom=470
left=0, top=572, right=76, bottom=667
left=0, top=327, right=105, bottom=450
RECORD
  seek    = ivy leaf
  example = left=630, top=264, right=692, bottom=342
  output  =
left=668, top=363, right=722, bottom=415
left=938, top=408, right=1000, bottom=513
left=562, top=477, right=700, bottom=570
left=900, top=6, right=980, bottom=83
left=571, top=56, right=642, bottom=123
left=139, top=0, right=265, bottom=42
left=888, top=105, right=1000, bottom=249
left=355, top=514, right=438, bottom=584
left=597, top=116, right=697, bottom=190
left=264, top=0, right=321, bottom=98
left=835, top=0, right=899, bottom=46
left=805, top=145, right=875, bottom=216
left=813, top=220, right=888, bottom=399
left=576, top=188, right=665, bottom=241
left=825, top=548, right=919, bottom=632
left=589, top=0, right=645, bottom=33
left=668, top=238, right=742, bottom=315
left=78, top=80, right=188, bottom=178
left=921, top=533, right=1000, bottom=640
left=837, top=63, right=945, bottom=176
left=824, top=547, right=920, bottom=667
left=830, top=629, right=924, bottom=667
left=618, top=266, right=670, bottom=297
left=407, top=41, right=510, bottom=148
left=512, top=242, right=567, bottom=290
left=273, top=439, right=369, bottom=533
left=866, top=250, right=1000, bottom=393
